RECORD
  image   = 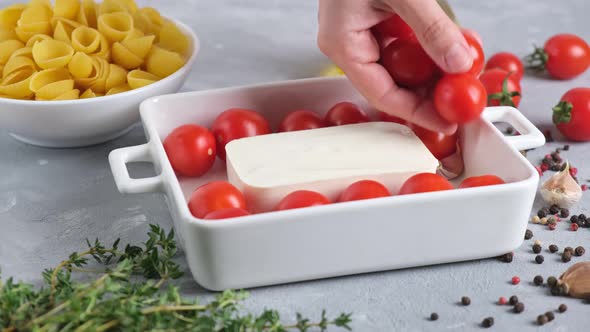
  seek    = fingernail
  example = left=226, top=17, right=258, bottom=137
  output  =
left=444, top=43, right=473, bottom=73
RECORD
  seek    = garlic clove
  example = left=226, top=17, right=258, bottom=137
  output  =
left=557, top=262, right=590, bottom=299
left=540, top=162, right=582, bottom=208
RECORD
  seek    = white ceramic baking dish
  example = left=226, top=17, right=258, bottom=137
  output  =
left=109, top=77, right=545, bottom=291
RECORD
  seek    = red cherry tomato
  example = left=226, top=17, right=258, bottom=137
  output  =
left=188, top=181, right=247, bottom=218
left=279, top=110, right=325, bottom=132
left=485, top=52, right=524, bottom=81
left=325, top=102, right=370, bottom=126
left=398, top=173, right=454, bottom=195
left=463, top=31, right=485, bottom=76
left=479, top=69, right=522, bottom=107
left=528, top=34, right=590, bottom=80
left=434, top=73, right=487, bottom=124
left=211, top=108, right=271, bottom=160
left=377, top=111, right=406, bottom=125
left=373, top=14, right=416, bottom=42
left=204, top=208, right=250, bottom=220
left=462, top=28, right=482, bottom=48
left=553, top=87, right=590, bottom=141
left=381, top=39, right=438, bottom=88
left=275, top=190, right=330, bottom=211
left=410, top=124, right=458, bottom=160
left=459, top=175, right=505, bottom=189
left=163, top=124, right=216, bottom=177
left=338, top=180, right=391, bottom=202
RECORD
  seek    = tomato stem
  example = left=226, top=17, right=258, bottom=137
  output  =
left=552, top=101, right=573, bottom=124
left=525, top=45, right=548, bottom=71
left=487, top=71, right=520, bottom=107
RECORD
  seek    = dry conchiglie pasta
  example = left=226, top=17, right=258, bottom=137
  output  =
left=0, top=4, right=26, bottom=29
left=145, top=46, right=185, bottom=78
left=0, top=68, right=35, bottom=98
left=77, top=0, right=98, bottom=28
left=80, top=88, right=97, bottom=98
left=105, top=63, right=127, bottom=91
left=112, top=35, right=154, bottom=69
left=30, top=68, right=76, bottom=100
left=32, top=39, right=75, bottom=69
left=52, top=17, right=82, bottom=43
left=106, top=83, right=131, bottom=95
left=74, top=56, right=102, bottom=90
left=71, top=26, right=110, bottom=59
left=99, top=0, right=137, bottom=15
left=3, top=56, right=37, bottom=78
left=159, top=19, right=189, bottom=56
left=54, top=0, right=80, bottom=20
left=133, top=7, right=162, bottom=36
left=68, top=52, right=94, bottom=79
left=98, top=12, right=134, bottom=43
left=25, top=34, right=52, bottom=47
left=0, top=40, right=25, bottom=65
left=0, top=29, right=18, bottom=42
left=53, top=88, right=80, bottom=100
left=16, top=4, right=53, bottom=42
left=127, top=69, right=159, bottom=89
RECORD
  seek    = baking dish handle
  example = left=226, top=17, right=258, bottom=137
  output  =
left=482, top=106, right=546, bottom=151
left=108, top=144, right=163, bottom=194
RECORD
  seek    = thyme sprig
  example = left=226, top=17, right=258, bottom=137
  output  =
left=0, top=224, right=352, bottom=331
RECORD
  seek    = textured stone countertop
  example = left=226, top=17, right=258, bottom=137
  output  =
left=2, top=0, right=590, bottom=331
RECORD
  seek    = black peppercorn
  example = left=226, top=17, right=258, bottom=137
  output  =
left=549, top=205, right=560, bottom=215
left=565, top=247, right=574, bottom=253
left=430, top=312, right=439, bottom=321
left=514, top=302, right=525, bottom=313
left=571, top=215, right=579, bottom=223
left=549, top=244, right=559, bottom=253
left=509, top=295, right=519, bottom=305
left=533, top=244, right=542, bottom=254
left=524, top=229, right=533, bottom=240
left=560, top=208, right=570, bottom=218
left=575, top=246, right=585, bottom=256
left=534, top=275, right=544, bottom=286
left=562, top=251, right=572, bottom=262
left=547, top=276, right=557, bottom=288
left=580, top=214, right=587, bottom=221
left=537, top=314, right=548, bottom=325
left=481, top=317, right=494, bottom=328
left=498, top=252, right=513, bottom=263
left=551, top=165, right=561, bottom=171
left=545, top=312, right=555, bottom=321
left=538, top=209, right=547, bottom=218
left=535, top=255, right=544, bottom=264
left=558, top=304, right=567, bottom=313
left=564, top=144, right=570, bottom=151
left=460, top=296, right=471, bottom=306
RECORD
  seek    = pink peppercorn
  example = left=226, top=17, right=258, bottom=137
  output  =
left=548, top=224, right=557, bottom=231
left=541, top=164, right=549, bottom=171
left=582, top=185, right=588, bottom=191
left=570, top=167, right=578, bottom=177
left=571, top=224, right=579, bottom=231
left=512, top=276, right=520, bottom=285
left=498, top=297, right=507, bottom=305
left=545, top=154, right=551, bottom=159
left=535, top=166, right=543, bottom=176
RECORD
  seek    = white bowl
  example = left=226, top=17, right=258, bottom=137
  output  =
left=0, top=20, right=199, bottom=148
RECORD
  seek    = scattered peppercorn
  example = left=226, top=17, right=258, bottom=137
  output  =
left=571, top=223, right=579, bottom=231
left=461, top=296, right=471, bottom=306
left=544, top=129, right=554, bottom=142
left=430, top=312, right=439, bottom=321
left=550, top=165, right=561, bottom=171
left=512, top=276, right=520, bottom=285
left=549, top=244, right=559, bottom=253
left=540, top=217, right=548, bottom=225
left=537, top=314, right=548, bottom=325
left=498, top=252, right=514, bottom=263
left=545, top=312, right=555, bottom=321
left=533, top=244, right=542, bottom=254
left=532, top=215, right=540, bottom=224
left=558, top=304, right=567, bottom=313
left=534, top=240, right=542, bottom=246
left=578, top=219, right=587, bottom=228
left=582, top=184, right=588, bottom=191
left=580, top=214, right=587, bottom=220
left=548, top=223, right=557, bottom=231
left=562, top=251, right=572, bottom=263
left=571, top=215, right=579, bottom=223
left=538, top=209, right=547, bottom=218
left=549, top=205, right=560, bottom=214
left=534, top=275, right=544, bottom=286
left=551, top=284, right=567, bottom=296
left=564, top=144, right=570, bottom=151
left=575, top=246, right=585, bottom=256
left=524, top=229, right=533, bottom=240
left=481, top=317, right=494, bottom=328
left=498, top=297, right=507, bottom=305
left=514, top=302, right=525, bottom=313
left=509, top=295, right=519, bottom=305
left=560, top=208, right=570, bottom=218
left=535, top=255, right=544, bottom=264
left=548, top=216, right=557, bottom=225
left=565, top=247, right=574, bottom=254
left=547, top=276, right=557, bottom=288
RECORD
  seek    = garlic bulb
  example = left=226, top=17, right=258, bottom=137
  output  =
left=555, top=262, right=590, bottom=299
left=540, top=162, right=582, bottom=208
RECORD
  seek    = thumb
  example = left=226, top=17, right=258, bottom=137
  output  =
left=390, top=0, right=473, bottom=73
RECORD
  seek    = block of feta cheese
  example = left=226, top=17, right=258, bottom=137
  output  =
left=225, top=122, right=439, bottom=213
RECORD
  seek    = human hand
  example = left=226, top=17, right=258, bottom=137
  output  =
left=317, top=0, right=474, bottom=134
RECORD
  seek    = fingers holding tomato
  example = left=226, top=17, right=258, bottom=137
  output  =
left=410, top=124, right=458, bottom=160
left=380, top=39, right=438, bottom=89
left=434, top=73, right=487, bottom=124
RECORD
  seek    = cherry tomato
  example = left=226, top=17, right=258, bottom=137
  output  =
left=463, top=31, right=485, bottom=76
left=398, top=173, right=454, bottom=195
left=324, top=102, right=370, bottom=126
left=373, top=14, right=416, bottom=42
left=462, top=28, right=482, bottom=48
left=163, top=124, right=216, bottom=177
left=377, top=111, right=406, bottom=125
left=410, top=124, right=458, bottom=160
left=188, top=181, right=247, bottom=218
left=553, top=87, right=590, bottom=141
left=204, top=208, right=250, bottom=220
left=211, top=108, right=271, bottom=160
left=479, top=69, right=522, bottom=107
left=528, top=34, right=590, bottom=80
left=279, top=110, right=325, bottom=132
left=275, top=190, right=330, bottom=211
left=434, top=73, right=487, bottom=124
left=459, top=175, right=505, bottom=189
left=485, top=52, right=524, bottom=81
left=338, top=180, right=391, bottom=202
left=381, top=39, right=438, bottom=88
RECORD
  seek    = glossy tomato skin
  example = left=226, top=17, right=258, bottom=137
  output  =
left=463, top=31, right=485, bottom=76
left=410, top=124, right=458, bottom=160
left=434, top=73, right=487, bottom=124
left=275, top=190, right=330, bottom=211
left=373, top=14, right=416, bottom=42
left=377, top=111, right=406, bottom=125
left=553, top=88, right=590, bottom=141
left=338, top=180, right=391, bottom=202
left=485, top=52, right=524, bottom=81
left=163, top=124, right=216, bottom=177
left=188, top=181, right=247, bottom=219
left=211, top=108, right=271, bottom=160
left=279, top=110, right=325, bottom=132
left=325, top=102, right=370, bottom=126
left=459, top=175, right=505, bottom=189
left=204, top=208, right=250, bottom=220
left=398, top=173, right=454, bottom=195
left=479, top=69, right=522, bottom=107
left=381, top=39, right=438, bottom=88
left=544, top=34, right=590, bottom=80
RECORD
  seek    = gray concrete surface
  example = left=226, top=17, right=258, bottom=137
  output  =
left=2, top=0, right=590, bottom=330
